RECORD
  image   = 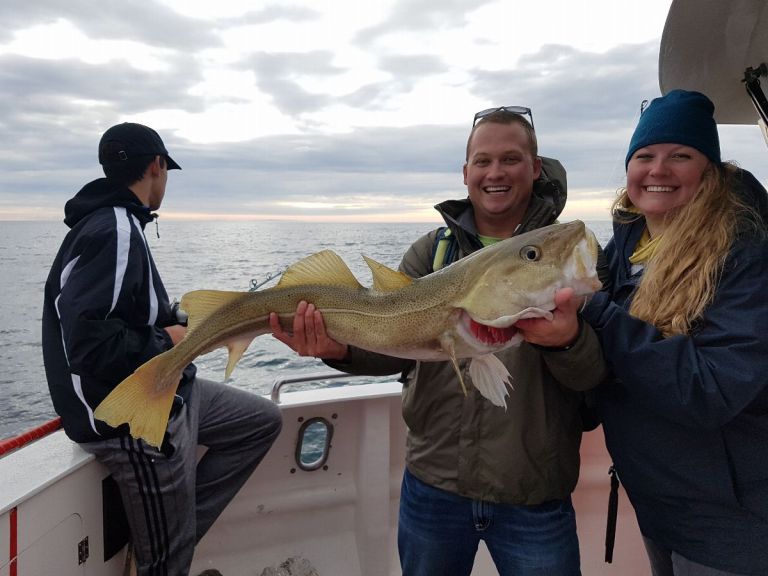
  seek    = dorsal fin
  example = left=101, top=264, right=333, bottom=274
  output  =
left=363, top=255, right=413, bottom=292
left=277, top=250, right=362, bottom=289
left=180, top=290, right=245, bottom=334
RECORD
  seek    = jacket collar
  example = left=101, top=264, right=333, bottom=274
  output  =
left=64, top=178, right=154, bottom=228
left=434, top=190, right=563, bottom=255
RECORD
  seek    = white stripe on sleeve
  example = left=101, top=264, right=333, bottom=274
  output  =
left=111, top=207, right=132, bottom=315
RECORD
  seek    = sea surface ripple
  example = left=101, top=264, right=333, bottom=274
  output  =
left=0, top=219, right=612, bottom=439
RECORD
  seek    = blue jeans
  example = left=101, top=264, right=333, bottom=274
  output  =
left=398, top=469, right=581, bottom=576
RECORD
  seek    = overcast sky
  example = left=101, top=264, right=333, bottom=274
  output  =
left=1, top=0, right=766, bottom=223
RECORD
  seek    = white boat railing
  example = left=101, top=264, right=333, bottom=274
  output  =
left=270, top=370, right=359, bottom=403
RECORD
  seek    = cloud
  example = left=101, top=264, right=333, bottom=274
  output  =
left=243, top=51, right=343, bottom=115
left=340, top=54, right=449, bottom=109
left=223, top=5, right=321, bottom=26
left=462, top=41, right=671, bottom=191
left=0, top=53, right=206, bottom=114
left=378, top=53, right=449, bottom=80
left=0, top=53, right=207, bottom=176
left=354, top=0, right=494, bottom=45
left=1, top=0, right=766, bottom=223
left=0, top=0, right=220, bottom=49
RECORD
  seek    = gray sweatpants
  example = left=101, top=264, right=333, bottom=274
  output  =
left=81, top=378, right=282, bottom=576
left=643, top=536, right=746, bottom=576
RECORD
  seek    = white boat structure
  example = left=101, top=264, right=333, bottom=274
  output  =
left=658, top=0, right=768, bottom=142
left=1, top=374, right=647, bottom=576
left=2, top=1, right=766, bottom=574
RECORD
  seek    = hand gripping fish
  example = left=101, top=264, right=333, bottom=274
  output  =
left=94, top=220, right=602, bottom=447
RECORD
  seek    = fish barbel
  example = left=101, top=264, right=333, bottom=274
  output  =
left=94, top=220, right=601, bottom=447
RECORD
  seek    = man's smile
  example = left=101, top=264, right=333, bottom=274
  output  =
left=483, top=186, right=510, bottom=194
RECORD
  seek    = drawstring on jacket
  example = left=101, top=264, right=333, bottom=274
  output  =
left=605, top=465, right=620, bottom=563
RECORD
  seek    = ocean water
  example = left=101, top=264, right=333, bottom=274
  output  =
left=0, top=219, right=613, bottom=440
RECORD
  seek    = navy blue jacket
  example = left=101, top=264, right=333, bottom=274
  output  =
left=42, top=178, right=195, bottom=443
left=582, top=170, right=768, bottom=574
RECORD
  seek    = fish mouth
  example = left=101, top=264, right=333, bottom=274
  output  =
left=468, top=317, right=519, bottom=344
left=461, top=306, right=554, bottom=346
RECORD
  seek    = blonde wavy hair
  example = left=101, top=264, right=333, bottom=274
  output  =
left=614, top=162, right=763, bottom=337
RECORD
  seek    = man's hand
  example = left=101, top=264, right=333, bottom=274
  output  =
left=270, top=300, right=349, bottom=360
left=164, top=324, right=187, bottom=346
left=514, top=288, right=584, bottom=348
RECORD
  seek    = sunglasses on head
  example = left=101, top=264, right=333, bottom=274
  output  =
left=472, top=106, right=534, bottom=129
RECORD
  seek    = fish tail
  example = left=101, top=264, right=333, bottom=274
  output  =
left=93, top=352, right=181, bottom=448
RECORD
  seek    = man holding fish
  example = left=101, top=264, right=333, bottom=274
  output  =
left=42, top=123, right=283, bottom=576
left=271, top=107, right=607, bottom=575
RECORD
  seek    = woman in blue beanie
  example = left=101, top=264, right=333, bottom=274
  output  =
left=580, top=90, right=768, bottom=575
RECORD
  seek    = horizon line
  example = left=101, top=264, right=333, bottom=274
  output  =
left=0, top=211, right=613, bottom=223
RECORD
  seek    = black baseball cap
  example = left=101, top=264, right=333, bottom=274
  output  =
left=98, top=122, right=181, bottom=170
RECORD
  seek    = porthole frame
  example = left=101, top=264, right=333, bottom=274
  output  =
left=294, top=416, right=334, bottom=472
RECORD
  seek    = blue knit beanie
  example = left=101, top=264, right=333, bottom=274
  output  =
left=625, top=89, right=721, bottom=169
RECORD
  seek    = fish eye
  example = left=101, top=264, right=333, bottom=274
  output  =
left=520, top=245, right=541, bottom=262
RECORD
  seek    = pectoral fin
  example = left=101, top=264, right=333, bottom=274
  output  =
left=468, top=354, right=512, bottom=409
left=440, top=333, right=468, bottom=397
left=225, top=337, right=253, bottom=380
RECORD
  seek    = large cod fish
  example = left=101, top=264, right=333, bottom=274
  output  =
left=95, top=220, right=601, bottom=447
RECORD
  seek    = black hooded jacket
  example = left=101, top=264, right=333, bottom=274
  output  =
left=42, top=178, right=195, bottom=443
